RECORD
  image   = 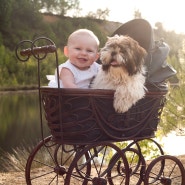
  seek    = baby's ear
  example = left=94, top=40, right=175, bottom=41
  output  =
left=95, top=52, right=100, bottom=61
left=63, top=46, right=68, bottom=57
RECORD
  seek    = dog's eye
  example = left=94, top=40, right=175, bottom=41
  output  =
left=120, top=47, right=127, bottom=54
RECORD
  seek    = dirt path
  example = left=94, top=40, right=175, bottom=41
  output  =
left=0, top=171, right=25, bottom=185
left=1, top=155, right=185, bottom=185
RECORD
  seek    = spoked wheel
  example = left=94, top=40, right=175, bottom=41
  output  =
left=107, top=148, right=146, bottom=185
left=65, top=142, right=130, bottom=185
left=128, top=138, right=164, bottom=160
left=25, top=135, right=84, bottom=185
left=144, top=155, right=185, bottom=185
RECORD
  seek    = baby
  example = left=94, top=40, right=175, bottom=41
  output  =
left=48, top=29, right=100, bottom=88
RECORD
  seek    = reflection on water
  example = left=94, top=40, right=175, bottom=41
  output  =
left=0, top=91, right=49, bottom=154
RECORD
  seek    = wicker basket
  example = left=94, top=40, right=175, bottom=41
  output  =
left=41, top=87, right=167, bottom=144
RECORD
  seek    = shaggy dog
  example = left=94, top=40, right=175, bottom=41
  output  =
left=91, top=35, right=147, bottom=113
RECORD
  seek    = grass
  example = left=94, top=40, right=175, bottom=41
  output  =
left=0, top=145, right=31, bottom=172
left=0, top=138, right=164, bottom=173
left=0, top=142, right=75, bottom=173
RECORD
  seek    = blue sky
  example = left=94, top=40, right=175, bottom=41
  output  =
left=79, top=0, right=185, bottom=34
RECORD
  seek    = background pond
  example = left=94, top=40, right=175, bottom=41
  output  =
left=0, top=91, right=49, bottom=155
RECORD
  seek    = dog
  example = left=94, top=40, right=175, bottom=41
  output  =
left=91, top=35, right=147, bottom=113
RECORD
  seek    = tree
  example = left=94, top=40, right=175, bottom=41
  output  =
left=159, top=51, right=185, bottom=135
left=0, top=0, right=48, bottom=49
left=0, top=0, right=12, bottom=33
left=39, top=0, right=80, bottom=16
left=134, top=9, right=142, bottom=19
left=96, top=8, right=110, bottom=20
left=87, top=8, right=109, bottom=20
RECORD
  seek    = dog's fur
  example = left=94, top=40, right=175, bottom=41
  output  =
left=91, top=35, right=147, bottom=113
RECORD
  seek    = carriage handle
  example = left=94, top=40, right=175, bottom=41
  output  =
left=15, top=37, right=63, bottom=143
left=20, top=45, right=57, bottom=57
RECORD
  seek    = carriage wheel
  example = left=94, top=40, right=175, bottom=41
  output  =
left=25, top=135, right=83, bottom=185
left=107, top=148, right=146, bottom=185
left=64, top=142, right=130, bottom=185
left=144, top=155, right=185, bottom=185
left=127, top=138, right=164, bottom=160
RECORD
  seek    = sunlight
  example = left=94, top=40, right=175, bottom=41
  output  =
left=79, top=0, right=185, bottom=34
left=161, top=132, right=185, bottom=156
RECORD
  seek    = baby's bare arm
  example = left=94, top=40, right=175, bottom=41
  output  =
left=60, top=68, right=78, bottom=88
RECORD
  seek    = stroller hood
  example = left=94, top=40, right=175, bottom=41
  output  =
left=112, top=19, right=154, bottom=52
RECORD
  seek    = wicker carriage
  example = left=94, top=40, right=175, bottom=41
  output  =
left=16, top=19, right=185, bottom=185
left=41, top=87, right=166, bottom=144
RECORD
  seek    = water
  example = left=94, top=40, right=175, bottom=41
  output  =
left=0, top=91, right=49, bottom=154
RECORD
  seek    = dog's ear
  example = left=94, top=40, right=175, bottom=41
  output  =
left=104, top=36, right=112, bottom=46
left=126, top=44, right=147, bottom=75
left=106, top=36, right=112, bottom=40
left=111, top=34, right=119, bottom=37
left=134, top=45, right=147, bottom=72
left=107, top=35, right=120, bottom=43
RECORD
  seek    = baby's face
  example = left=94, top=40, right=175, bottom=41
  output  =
left=65, top=34, right=99, bottom=70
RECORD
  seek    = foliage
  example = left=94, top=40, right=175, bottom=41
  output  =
left=0, top=0, right=12, bottom=33
left=0, top=0, right=108, bottom=88
left=87, top=8, right=110, bottom=20
left=0, top=45, right=18, bottom=86
left=48, top=16, right=107, bottom=49
left=161, top=86, right=185, bottom=134
left=0, top=46, right=65, bottom=88
left=159, top=54, right=185, bottom=134
left=115, top=139, right=163, bottom=161
left=39, top=0, right=80, bottom=16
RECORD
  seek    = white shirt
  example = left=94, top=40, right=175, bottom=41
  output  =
left=48, top=60, right=100, bottom=88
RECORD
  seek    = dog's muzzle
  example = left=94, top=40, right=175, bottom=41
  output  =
left=110, top=60, right=120, bottom=66
left=102, top=61, right=122, bottom=71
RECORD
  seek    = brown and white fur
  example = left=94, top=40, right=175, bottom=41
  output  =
left=91, top=35, right=147, bottom=113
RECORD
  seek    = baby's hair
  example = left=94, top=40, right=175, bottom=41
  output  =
left=67, top=29, right=100, bottom=47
